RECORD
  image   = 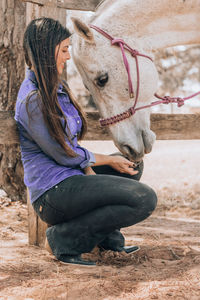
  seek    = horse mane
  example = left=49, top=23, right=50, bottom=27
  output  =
left=95, top=0, right=107, bottom=11
left=90, top=0, right=116, bottom=22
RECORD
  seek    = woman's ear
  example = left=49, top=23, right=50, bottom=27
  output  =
left=71, top=17, right=95, bottom=44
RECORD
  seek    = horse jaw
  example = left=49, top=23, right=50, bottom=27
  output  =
left=72, top=19, right=159, bottom=161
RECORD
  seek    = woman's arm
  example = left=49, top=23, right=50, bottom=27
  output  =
left=17, top=94, right=94, bottom=169
left=84, top=166, right=96, bottom=175
left=92, top=153, right=138, bottom=176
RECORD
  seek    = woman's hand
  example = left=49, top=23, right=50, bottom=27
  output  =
left=109, top=155, right=138, bottom=176
left=84, top=167, right=96, bottom=175
left=92, top=153, right=138, bottom=176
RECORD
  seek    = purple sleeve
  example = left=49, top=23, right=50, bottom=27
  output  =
left=17, top=94, right=94, bottom=169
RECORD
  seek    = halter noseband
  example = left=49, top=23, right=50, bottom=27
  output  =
left=89, top=24, right=200, bottom=127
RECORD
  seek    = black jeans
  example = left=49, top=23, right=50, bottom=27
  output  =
left=33, top=158, right=157, bottom=259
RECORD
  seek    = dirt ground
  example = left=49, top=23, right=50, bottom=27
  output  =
left=0, top=140, right=200, bottom=300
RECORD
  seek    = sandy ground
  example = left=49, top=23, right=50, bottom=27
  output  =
left=0, top=140, right=200, bottom=300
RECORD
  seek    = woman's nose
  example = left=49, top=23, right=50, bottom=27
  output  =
left=66, top=52, right=71, bottom=60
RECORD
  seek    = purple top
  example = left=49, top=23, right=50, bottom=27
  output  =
left=15, top=69, right=95, bottom=203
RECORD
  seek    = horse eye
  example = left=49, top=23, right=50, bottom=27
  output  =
left=95, top=73, right=109, bottom=87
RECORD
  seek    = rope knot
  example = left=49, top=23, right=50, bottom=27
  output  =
left=131, top=49, right=139, bottom=57
left=111, top=38, right=125, bottom=46
left=163, top=96, right=171, bottom=104
left=177, top=97, right=184, bottom=107
left=128, top=107, right=136, bottom=115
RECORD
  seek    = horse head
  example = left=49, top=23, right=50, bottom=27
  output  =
left=71, top=18, right=159, bottom=162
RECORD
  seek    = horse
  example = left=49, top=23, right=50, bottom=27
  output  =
left=71, top=0, right=200, bottom=162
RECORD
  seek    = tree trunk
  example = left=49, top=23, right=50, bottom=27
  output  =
left=0, top=0, right=26, bottom=110
left=0, top=0, right=67, bottom=201
left=0, top=0, right=26, bottom=201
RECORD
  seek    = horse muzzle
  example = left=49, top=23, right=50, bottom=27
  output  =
left=115, top=129, right=156, bottom=161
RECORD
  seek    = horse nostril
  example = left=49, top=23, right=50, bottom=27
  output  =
left=142, top=130, right=156, bottom=154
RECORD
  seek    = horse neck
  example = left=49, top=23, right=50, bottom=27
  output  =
left=93, top=0, right=200, bottom=51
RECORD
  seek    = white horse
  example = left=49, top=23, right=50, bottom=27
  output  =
left=71, top=0, right=200, bottom=162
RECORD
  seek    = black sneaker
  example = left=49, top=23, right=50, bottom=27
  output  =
left=58, top=255, right=96, bottom=266
left=123, top=245, right=140, bottom=254
left=98, top=230, right=125, bottom=251
left=99, top=244, right=140, bottom=254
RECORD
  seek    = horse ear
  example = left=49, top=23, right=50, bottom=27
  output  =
left=71, top=17, right=95, bottom=44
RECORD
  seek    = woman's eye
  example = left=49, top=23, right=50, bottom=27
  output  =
left=95, top=73, right=109, bottom=87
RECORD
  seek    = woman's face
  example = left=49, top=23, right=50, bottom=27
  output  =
left=55, top=38, right=71, bottom=75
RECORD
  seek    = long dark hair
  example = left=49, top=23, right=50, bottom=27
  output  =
left=23, top=17, right=87, bottom=157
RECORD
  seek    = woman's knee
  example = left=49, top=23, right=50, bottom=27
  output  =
left=141, top=184, right=157, bottom=216
left=149, top=187, right=157, bottom=211
left=128, top=182, right=157, bottom=216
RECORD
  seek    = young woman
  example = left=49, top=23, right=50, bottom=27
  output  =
left=15, top=17, right=157, bottom=266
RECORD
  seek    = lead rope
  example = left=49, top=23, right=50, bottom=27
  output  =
left=89, top=25, right=200, bottom=127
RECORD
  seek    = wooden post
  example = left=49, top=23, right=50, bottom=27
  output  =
left=26, top=2, right=67, bottom=25
left=27, top=189, right=48, bottom=246
left=27, top=189, right=37, bottom=245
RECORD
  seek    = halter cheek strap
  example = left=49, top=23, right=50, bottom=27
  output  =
left=89, top=24, right=200, bottom=127
left=90, top=24, right=153, bottom=102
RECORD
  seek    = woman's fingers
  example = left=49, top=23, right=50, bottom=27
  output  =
left=110, top=156, right=139, bottom=175
left=125, top=165, right=139, bottom=175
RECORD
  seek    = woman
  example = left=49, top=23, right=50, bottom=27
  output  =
left=15, top=18, right=157, bottom=266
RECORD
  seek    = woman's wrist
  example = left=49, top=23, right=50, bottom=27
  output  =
left=84, top=166, right=96, bottom=175
left=92, top=153, right=112, bottom=167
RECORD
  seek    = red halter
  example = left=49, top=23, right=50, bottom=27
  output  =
left=89, top=24, right=200, bottom=127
